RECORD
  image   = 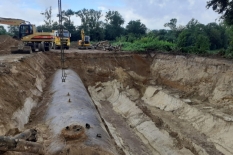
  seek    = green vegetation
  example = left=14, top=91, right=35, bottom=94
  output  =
left=1, top=1, right=233, bottom=57
left=207, top=0, right=233, bottom=25
left=0, top=26, right=7, bottom=35
left=114, top=17, right=232, bottom=56
left=116, top=36, right=176, bottom=52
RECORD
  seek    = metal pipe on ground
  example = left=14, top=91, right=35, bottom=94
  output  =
left=45, top=69, right=117, bottom=155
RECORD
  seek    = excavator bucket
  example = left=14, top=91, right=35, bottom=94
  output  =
left=11, top=46, right=32, bottom=54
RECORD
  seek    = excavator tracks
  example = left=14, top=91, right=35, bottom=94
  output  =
left=11, top=46, right=32, bottom=54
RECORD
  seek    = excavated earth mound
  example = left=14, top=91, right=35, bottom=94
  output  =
left=0, top=35, right=20, bottom=55
left=0, top=49, right=232, bottom=155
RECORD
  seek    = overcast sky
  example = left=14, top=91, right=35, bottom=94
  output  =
left=0, top=0, right=220, bottom=30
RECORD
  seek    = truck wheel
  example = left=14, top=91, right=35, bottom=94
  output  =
left=54, top=45, right=59, bottom=49
left=45, top=44, right=51, bottom=51
left=39, top=42, right=45, bottom=52
left=32, top=43, right=36, bottom=52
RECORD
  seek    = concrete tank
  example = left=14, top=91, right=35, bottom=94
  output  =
left=45, top=69, right=117, bottom=155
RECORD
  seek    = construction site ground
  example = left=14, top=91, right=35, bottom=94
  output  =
left=0, top=35, right=233, bottom=155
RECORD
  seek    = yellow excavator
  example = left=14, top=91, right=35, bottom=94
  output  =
left=0, top=17, right=54, bottom=54
left=77, top=29, right=92, bottom=49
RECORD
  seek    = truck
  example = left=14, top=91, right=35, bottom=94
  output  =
left=52, top=30, right=71, bottom=50
left=0, top=17, right=54, bottom=53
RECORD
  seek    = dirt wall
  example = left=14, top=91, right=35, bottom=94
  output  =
left=0, top=53, right=55, bottom=136
left=151, top=53, right=233, bottom=113
left=0, top=51, right=233, bottom=155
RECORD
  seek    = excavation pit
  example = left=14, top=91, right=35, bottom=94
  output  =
left=0, top=50, right=232, bottom=155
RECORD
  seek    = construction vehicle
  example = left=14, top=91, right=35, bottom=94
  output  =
left=0, top=17, right=54, bottom=54
left=77, top=29, right=92, bottom=49
left=52, top=30, right=71, bottom=50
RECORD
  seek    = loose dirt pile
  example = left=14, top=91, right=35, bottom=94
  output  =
left=0, top=50, right=232, bottom=155
left=0, top=35, right=20, bottom=55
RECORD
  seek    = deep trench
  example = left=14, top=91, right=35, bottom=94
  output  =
left=0, top=52, right=233, bottom=155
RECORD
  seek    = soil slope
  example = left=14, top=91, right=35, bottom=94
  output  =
left=0, top=35, right=232, bottom=155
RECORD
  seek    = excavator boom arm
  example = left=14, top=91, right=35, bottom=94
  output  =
left=81, top=29, right=85, bottom=42
left=0, top=17, right=25, bottom=26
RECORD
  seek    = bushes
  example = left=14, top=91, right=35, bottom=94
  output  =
left=180, top=46, right=207, bottom=54
left=114, top=32, right=231, bottom=58
left=116, top=36, right=176, bottom=52
left=219, top=47, right=233, bottom=58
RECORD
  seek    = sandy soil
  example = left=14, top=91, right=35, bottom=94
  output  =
left=0, top=35, right=20, bottom=55
left=0, top=35, right=233, bottom=155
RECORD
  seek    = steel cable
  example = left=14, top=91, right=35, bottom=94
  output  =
left=58, top=0, right=66, bottom=82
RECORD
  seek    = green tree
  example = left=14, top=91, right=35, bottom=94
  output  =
left=177, top=19, right=211, bottom=52
left=205, top=22, right=229, bottom=50
left=51, top=21, right=59, bottom=30
left=40, top=6, right=53, bottom=31
left=206, top=0, right=233, bottom=25
left=195, top=34, right=210, bottom=50
left=0, top=26, right=7, bottom=35
left=219, top=22, right=230, bottom=49
left=225, top=24, right=233, bottom=46
left=63, top=21, right=79, bottom=41
left=105, top=10, right=125, bottom=40
left=151, top=29, right=169, bottom=40
left=89, top=21, right=105, bottom=41
left=75, top=9, right=102, bottom=32
left=7, top=26, right=19, bottom=37
left=63, top=9, right=74, bottom=26
left=186, top=18, right=199, bottom=30
left=164, top=18, right=177, bottom=30
left=126, top=20, right=147, bottom=35
left=177, top=30, right=191, bottom=47
left=225, top=25, right=233, bottom=56
left=75, top=8, right=103, bottom=40
left=57, top=10, right=68, bottom=23
left=105, top=10, right=124, bottom=26
left=205, top=22, right=222, bottom=50
left=164, top=18, right=184, bottom=43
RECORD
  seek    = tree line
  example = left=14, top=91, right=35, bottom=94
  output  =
left=36, top=7, right=233, bottom=52
left=35, top=7, right=147, bottom=42
left=0, top=7, right=147, bottom=42
left=1, top=0, right=233, bottom=56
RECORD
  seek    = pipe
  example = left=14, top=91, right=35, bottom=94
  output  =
left=45, top=69, right=117, bottom=155
left=0, top=136, right=44, bottom=155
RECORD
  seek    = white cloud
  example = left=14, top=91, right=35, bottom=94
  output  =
left=0, top=0, right=66, bottom=30
left=0, top=0, right=221, bottom=30
left=71, top=16, right=81, bottom=27
left=100, top=0, right=220, bottom=29
left=0, top=1, right=44, bottom=25
left=98, top=6, right=107, bottom=11
left=35, top=0, right=57, bottom=8
left=188, top=0, right=195, bottom=6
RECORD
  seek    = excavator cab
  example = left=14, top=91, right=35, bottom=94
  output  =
left=84, top=36, right=90, bottom=44
left=19, top=24, right=33, bottom=39
left=77, top=29, right=91, bottom=49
